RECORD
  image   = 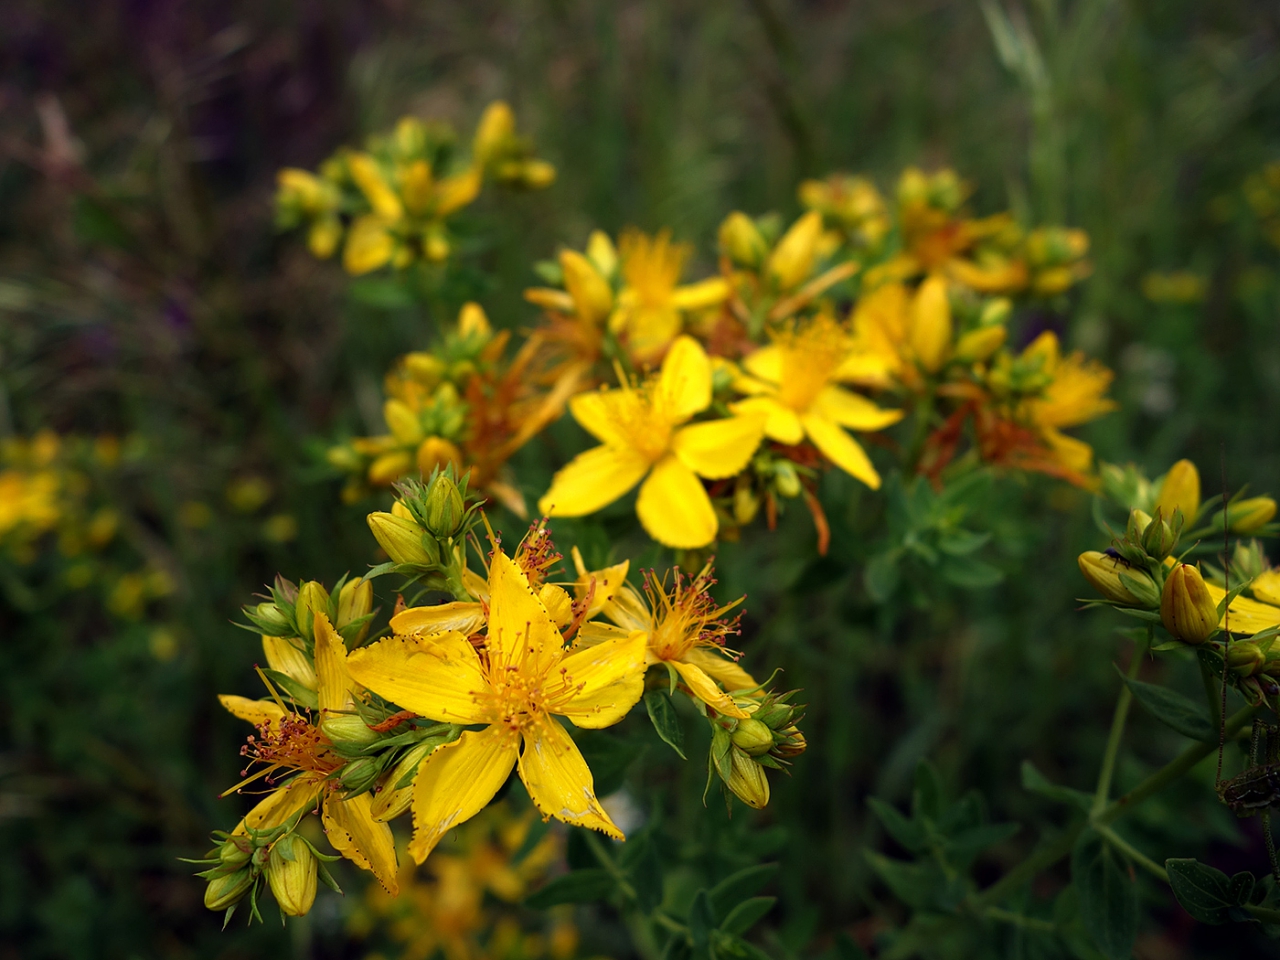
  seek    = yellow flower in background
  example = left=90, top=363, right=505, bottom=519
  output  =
left=609, top=229, right=731, bottom=362
left=846, top=277, right=972, bottom=389
left=1016, top=331, right=1117, bottom=474
left=1155, top=459, right=1200, bottom=524
left=539, top=336, right=764, bottom=548
left=218, top=613, right=399, bottom=893
left=571, top=549, right=756, bottom=719
left=732, top=314, right=902, bottom=489
left=798, top=173, right=891, bottom=249
left=346, top=549, right=647, bottom=863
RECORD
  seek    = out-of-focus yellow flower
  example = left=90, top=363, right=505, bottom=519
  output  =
left=798, top=173, right=890, bottom=249
left=1154, top=459, right=1200, bottom=525
left=848, top=279, right=970, bottom=389
left=346, top=548, right=647, bottom=863
left=1015, top=331, right=1116, bottom=474
left=539, top=336, right=764, bottom=548
left=732, top=314, right=902, bottom=489
left=1141, top=271, right=1207, bottom=304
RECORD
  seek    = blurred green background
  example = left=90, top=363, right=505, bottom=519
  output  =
left=3, top=1, right=1280, bottom=957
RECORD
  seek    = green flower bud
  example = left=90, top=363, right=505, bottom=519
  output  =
left=1228, top=641, right=1266, bottom=678
left=724, top=749, right=770, bottom=809
left=218, top=835, right=253, bottom=867
left=336, top=578, right=373, bottom=644
left=1126, top=509, right=1152, bottom=542
left=204, top=868, right=254, bottom=912
left=730, top=718, right=775, bottom=757
left=371, top=739, right=440, bottom=821
left=1228, top=497, right=1277, bottom=535
left=718, top=211, right=768, bottom=267
left=320, top=715, right=379, bottom=747
left=294, top=581, right=330, bottom=644
left=367, top=512, right=432, bottom=565
left=774, top=461, right=802, bottom=499
left=424, top=474, right=466, bottom=539
left=1160, top=564, right=1219, bottom=645
left=267, top=835, right=318, bottom=917
left=249, top=601, right=293, bottom=637
left=339, top=756, right=385, bottom=794
left=1140, top=508, right=1177, bottom=560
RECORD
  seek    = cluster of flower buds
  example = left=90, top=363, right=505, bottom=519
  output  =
left=187, top=814, right=342, bottom=924
left=242, top=572, right=373, bottom=652
left=707, top=688, right=806, bottom=809
left=365, top=467, right=482, bottom=596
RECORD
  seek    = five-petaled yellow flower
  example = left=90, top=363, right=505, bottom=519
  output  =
left=1017, top=331, right=1117, bottom=474
left=731, top=314, right=903, bottom=490
left=219, top=613, right=399, bottom=892
left=539, top=336, right=765, bottom=549
left=346, top=548, right=647, bottom=863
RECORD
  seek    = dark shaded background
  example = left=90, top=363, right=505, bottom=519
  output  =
left=2, top=1, right=1280, bottom=957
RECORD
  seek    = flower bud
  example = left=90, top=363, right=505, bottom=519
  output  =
left=1160, top=564, right=1219, bottom=645
left=267, top=834, right=318, bottom=917
left=250, top=601, right=293, bottom=637
left=204, top=868, right=254, bottom=912
left=766, top=211, right=822, bottom=291
left=383, top=399, right=424, bottom=446
left=368, top=451, right=413, bottom=485
left=424, top=474, right=466, bottom=539
left=1140, top=509, right=1177, bottom=560
left=773, top=725, right=807, bottom=759
left=1155, top=459, right=1200, bottom=525
left=1126, top=509, right=1153, bottom=541
left=371, top=739, right=438, bottom=821
left=560, top=249, right=614, bottom=324
left=320, top=715, right=379, bottom=747
left=730, top=718, right=774, bottom=757
left=1227, top=641, right=1266, bottom=677
left=1228, top=497, right=1277, bottom=535
left=337, top=578, right=373, bottom=643
left=719, top=212, right=768, bottom=268
left=733, top=477, right=760, bottom=525
left=367, top=512, right=432, bottom=565
left=338, top=756, right=385, bottom=794
left=1077, top=551, right=1158, bottom=606
left=953, top=324, right=1005, bottom=363
left=473, top=100, right=515, bottom=166
left=910, top=275, right=952, bottom=374
left=218, top=835, right=253, bottom=867
left=773, top=461, right=801, bottom=499
left=724, top=749, right=770, bottom=809
left=294, top=581, right=330, bottom=644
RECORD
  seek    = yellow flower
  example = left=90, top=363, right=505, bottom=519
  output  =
left=539, top=336, right=764, bottom=549
left=847, top=280, right=964, bottom=389
left=571, top=548, right=758, bottom=719
left=218, top=613, right=399, bottom=893
left=1016, top=331, right=1116, bottom=474
left=731, top=314, right=902, bottom=489
left=609, top=230, right=731, bottom=362
left=345, top=548, right=647, bottom=863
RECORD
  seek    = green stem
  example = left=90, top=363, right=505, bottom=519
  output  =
left=1200, top=655, right=1222, bottom=732
left=1095, top=824, right=1168, bottom=882
left=1245, top=904, right=1280, bottom=924
left=905, top=385, right=936, bottom=474
left=1092, top=637, right=1146, bottom=815
left=982, top=908, right=1057, bottom=933
left=968, top=824, right=1083, bottom=910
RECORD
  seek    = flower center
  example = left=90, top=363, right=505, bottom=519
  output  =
left=240, top=713, right=342, bottom=785
left=776, top=316, right=850, bottom=412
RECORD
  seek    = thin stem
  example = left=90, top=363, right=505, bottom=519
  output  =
left=968, top=824, right=1083, bottom=910
left=1245, top=904, right=1280, bottom=924
left=982, top=908, right=1056, bottom=933
left=1092, top=637, right=1147, bottom=815
left=905, top=385, right=936, bottom=474
left=1095, top=824, right=1168, bottom=882
left=1199, top=655, right=1222, bottom=734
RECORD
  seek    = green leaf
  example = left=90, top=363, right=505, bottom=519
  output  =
left=943, top=822, right=1021, bottom=869
left=720, top=896, right=776, bottom=936
left=689, top=890, right=715, bottom=948
left=260, top=668, right=319, bottom=710
left=347, top=277, right=417, bottom=308
left=866, top=797, right=926, bottom=853
left=864, top=550, right=901, bottom=603
left=645, top=690, right=687, bottom=759
left=1120, top=671, right=1215, bottom=742
left=1072, top=830, right=1137, bottom=960
left=525, top=869, right=615, bottom=909
left=1229, top=871, right=1256, bottom=907
left=1020, top=761, right=1093, bottom=811
left=1165, top=859, right=1234, bottom=924
left=937, top=530, right=991, bottom=556
left=938, top=556, right=1003, bottom=589
left=912, top=759, right=943, bottom=822
left=709, top=864, right=778, bottom=920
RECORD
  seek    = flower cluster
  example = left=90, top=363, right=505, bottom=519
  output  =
left=201, top=469, right=803, bottom=922
left=1079, top=457, right=1280, bottom=705
left=275, top=102, right=554, bottom=275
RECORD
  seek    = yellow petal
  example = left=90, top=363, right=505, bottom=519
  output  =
left=1253, top=570, right=1280, bottom=606
left=1043, top=426, right=1093, bottom=473
left=767, top=211, right=822, bottom=290
left=348, top=153, right=403, bottom=220
left=436, top=166, right=482, bottom=216
left=586, top=229, right=618, bottom=276
left=314, top=612, right=352, bottom=716
left=322, top=791, right=399, bottom=894
left=568, top=389, right=637, bottom=447
left=549, top=629, right=647, bottom=728
left=486, top=550, right=563, bottom=676
left=218, top=694, right=287, bottom=728
left=234, top=778, right=323, bottom=835
left=909, top=275, right=952, bottom=373
left=671, top=416, right=765, bottom=480
left=518, top=717, right=623, bottom=839
left=524, top=287, right=576, bottom=313
left=343, top=216, right=396, bottom=275
left=636, top=454, right=717, bottom=549
left=538, top=445, right=650, bottom=517
left=1205, top=580, right=1280, bottom=634
left=571, top=620, right=634, bottom=651
left=262, top=635, right=316, bottom=691
left=684, top=647, right=759, bottom=694
left=571, top=548, right=631, bottom=618
left=813, top=386, right=904, bottom=431
left=670, top=660, right=750, bottom=718
left=391, top=601, right=487, bottom=637
left=346, top=631, right=491, bottom=724
left=731, top=396, right=804, bottom=445
left=741, top=346, right=782, bottom=385
left=801, top=413, right=881, bottom=488
left=409, top=726, right=519, bottom=863
left=657, top=335, right=712, bottom=423
left=561, top=249, right=614, bottom=324
left=670, top=276, right=731, bottom=310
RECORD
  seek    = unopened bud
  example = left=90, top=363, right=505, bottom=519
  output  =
left=320, top=715, right=379, bottom=747
left=724, top=749, right=770, bottom=809
left=424, top=474, right=466, bottom=539
left=953, top=324, right=1005, bottom=363
left=766, top=211, right=822, bottom=291
left=384, top=399, right=424, bottom=446
left=338, top=756, right=384, bottom=794
left=1160, top=564, right=1219, bottom=645
left=773, top=725, right=807, bottom=759
left=1126, top=509, right=1153, bottom=541
left=337, top=578, right=373, bottom=643
left=560, top=249, right=614, bottom=324
left=730, top=718, right=774, bottom=757
left=1077, top=551, right=1158, bottom=607
left=1228, top=641, right=1266, bottom=677
left=1140, top=509, right=1177, bottom=560
left=267, top=834, right=317, bottom=917
left=1155, top=459, right=1200, bottom=526
left=719, top=212, right=768, bottom=268
left=1228, top=497, right=1277, bottom=535
left=218, top=835, right=253, bottom=867
left=774, top=461, right=802, bottom=499
left=204, top=868, right=254, bottom=912
left=734, top=478, right=761, bottom=525
left=250, top=601, right=293, bottom=636
left=294, top=581, right=330, bottom=644
left=367, top=512, right=432, bottom=565
left=910, top=275, right=952, bottom=374
left=372, top=739, right=438, bottom=821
